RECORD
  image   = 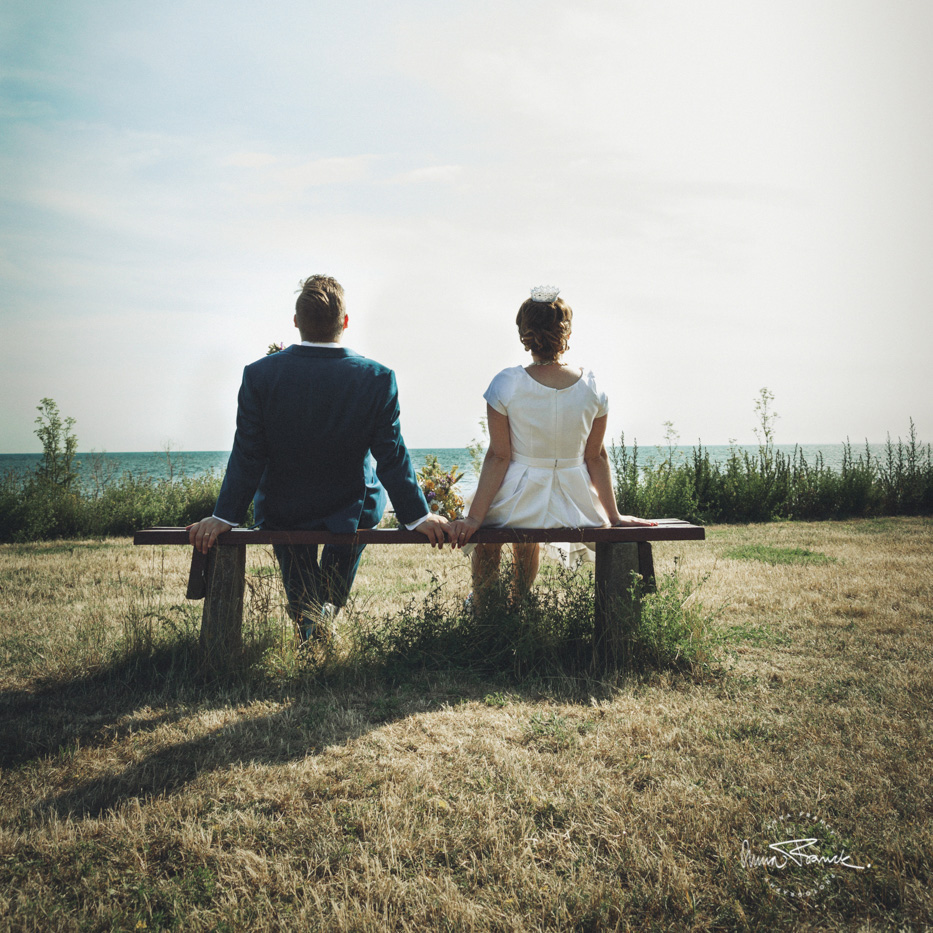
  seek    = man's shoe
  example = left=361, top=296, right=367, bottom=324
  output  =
left=315, top=603, right=339, bottom=642
left=296, top=603, right=340, bottom=651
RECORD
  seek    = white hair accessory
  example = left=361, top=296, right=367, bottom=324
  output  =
left=530, top=285, right=560, bottom=303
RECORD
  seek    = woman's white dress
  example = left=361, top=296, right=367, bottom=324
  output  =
left=471, top=365, right=611, bottom=564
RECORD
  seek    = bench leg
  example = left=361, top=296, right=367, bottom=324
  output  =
left=637, top=541, right=656, bottom=592
left=200, top=545, right=245, bottom=672
left=594, top=541, right=655, bottom=669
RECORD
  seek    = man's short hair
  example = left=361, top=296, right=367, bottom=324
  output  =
left=295, top=275, right=346, bottom=342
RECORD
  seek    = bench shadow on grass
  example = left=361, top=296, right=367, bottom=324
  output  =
left=9, top=631, right=564, bottom=821
left=1, top=638, right=404, bottom=820
left=15, top=566, right=717, bottom=820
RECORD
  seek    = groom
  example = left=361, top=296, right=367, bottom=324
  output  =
left=188, top=274, right=447, bottom=641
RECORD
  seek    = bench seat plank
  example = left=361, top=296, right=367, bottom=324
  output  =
left=134, top=519, right=704, bottom=547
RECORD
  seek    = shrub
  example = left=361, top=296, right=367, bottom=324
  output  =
left=623, top=569, right=719, bottom=674
left=612, top=403, right=931, bottom=524
left=339, top=557, right=720, bottom=681
left=0, top=397, right=230, bottom=541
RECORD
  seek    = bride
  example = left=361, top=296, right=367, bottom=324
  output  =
left=447, top=286, right=655, bottom=607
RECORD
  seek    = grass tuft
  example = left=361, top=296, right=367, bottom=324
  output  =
left=724, top=544, right=837, bottom=566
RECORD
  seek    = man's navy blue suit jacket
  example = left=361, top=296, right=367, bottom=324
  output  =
left=214, top=345, right=429, bottom=534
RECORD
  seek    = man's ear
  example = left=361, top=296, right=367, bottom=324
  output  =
left=294, top=314, right=299, bottom=329
left=342, top=314, right=349, bottom=331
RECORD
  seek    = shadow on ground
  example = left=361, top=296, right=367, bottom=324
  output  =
left=2, top=635, right=612, bottom=820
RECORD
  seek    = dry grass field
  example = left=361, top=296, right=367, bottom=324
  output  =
left=1, top=518, right=931, bottom=931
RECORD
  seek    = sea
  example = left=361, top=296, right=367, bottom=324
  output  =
left=0, top=443, right=902, bottom=498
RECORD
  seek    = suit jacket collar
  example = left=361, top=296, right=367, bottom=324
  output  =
left=284, top=344, right=360, bottom=359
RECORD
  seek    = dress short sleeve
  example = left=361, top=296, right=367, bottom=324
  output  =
left=585, top=370, right=609, bottom=417
left=596, top=389, right=609, bottom=418
left=482, top=367, right=516, bottom=415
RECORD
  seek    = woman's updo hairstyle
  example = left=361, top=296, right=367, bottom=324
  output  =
left=516, top=296, right=573, bottom=361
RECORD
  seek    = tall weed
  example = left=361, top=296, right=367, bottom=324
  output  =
left=612, top=426, right=932, bottom=523
left=0, top=469, right=224, bottom=542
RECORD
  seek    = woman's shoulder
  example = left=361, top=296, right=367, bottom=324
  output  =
left=483, top=366, right=524, bottom=412
left=556, top=366, right=600, bottom=392
left=580, top=367, right=601, bottom=388
left=577, top=368, right=609, bottom=409
left=486, top=365, right=524, bottom=390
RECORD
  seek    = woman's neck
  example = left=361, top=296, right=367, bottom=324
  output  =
left=523, top=360, right=583, bottom=389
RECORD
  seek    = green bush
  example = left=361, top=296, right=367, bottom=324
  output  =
left=612, top=418, right=932, bottom=525
left=0, top=470, right=225, bottom=542
left=5, top=394, right=932, bottom=541
left=79, top=472, right=224, bottom=537
left=624, top=570, right=719, bottom=673
left=0, top=398, right=228, bottom=541
left=878, top=420, right=933, bottom=515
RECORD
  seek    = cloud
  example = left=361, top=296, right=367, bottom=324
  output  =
left=222, top=151, right=280, bottom=169
left=268, top=154, right=380, bottom=193
left=391, top=164, right=463, bottom=184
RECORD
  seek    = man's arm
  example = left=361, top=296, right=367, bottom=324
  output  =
left=188, top=366, right=268, bottom=553
left=368, top=369, right=430, bottom=521
left=213, top=367, right=269, bottom=523
left=369, top=369, right=448, bottom=546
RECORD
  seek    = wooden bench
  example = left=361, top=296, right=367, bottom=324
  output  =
left=134, top=520, right=705, bottom=671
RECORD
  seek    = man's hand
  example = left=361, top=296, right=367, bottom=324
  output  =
left=413, top=513, right=449, bottom=548
left=186, top=516, right=234, bottom=554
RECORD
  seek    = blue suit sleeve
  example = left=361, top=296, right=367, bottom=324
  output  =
left=214, top=367, right=268, bottom=524
left=369, top=370, right=429, bottom=525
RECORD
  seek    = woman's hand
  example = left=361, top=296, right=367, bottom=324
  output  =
left=447, top=515, right=482, bottom=548
left=611, top=515, right=658, bottom=527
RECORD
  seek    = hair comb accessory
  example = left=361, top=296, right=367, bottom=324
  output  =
left=530, top=285, right=560, bottom=303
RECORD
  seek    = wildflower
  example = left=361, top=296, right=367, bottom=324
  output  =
left=417, top=455, right=465, bottom=520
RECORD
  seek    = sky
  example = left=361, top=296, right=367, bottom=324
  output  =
left=2, top=0, right=931, bottom=453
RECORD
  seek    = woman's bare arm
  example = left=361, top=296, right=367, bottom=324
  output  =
left=584, top=415, right=656, bottom=526
left=448, top=405, right=511, bottom=546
